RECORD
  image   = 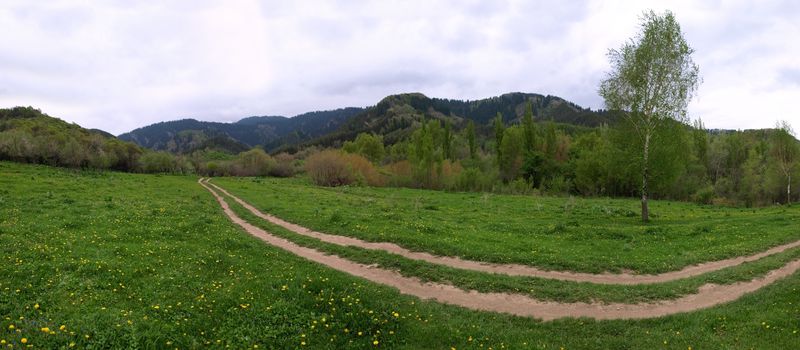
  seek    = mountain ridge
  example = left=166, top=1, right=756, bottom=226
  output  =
left=118, top=92, right=615, bottom=154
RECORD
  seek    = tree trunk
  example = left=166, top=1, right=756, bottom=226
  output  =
left=641, top=133, right=650, bottom=223
left=788, top=174, right=792, bottom=205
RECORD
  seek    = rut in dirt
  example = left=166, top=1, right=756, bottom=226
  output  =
left=200, top=178, right=800, bottom=321
left=206, top=180, right=800, bottom=285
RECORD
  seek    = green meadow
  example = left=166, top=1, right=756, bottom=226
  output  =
left=1, top=162, right=799, bottom=349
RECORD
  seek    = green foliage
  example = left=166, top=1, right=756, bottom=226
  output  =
left=342, top=133, right=385, bottom=163
left=466, top=120, right=477, bottom=159
left=442, top=121, right=453, bottom=160
left=770, top=121, right=799, bottom=204
left=499, top=127, right=524, bottom=182
left=522, top=102, right=536, bottom=153
left=138, top=152, right=177, bottom=173
left=599, top=10, right=701, bottom=222
left=0, top=106, right=145, bottom=171
left=408, top=121, right=445, bottom=188
left=493, top=113, right=505, bottom=165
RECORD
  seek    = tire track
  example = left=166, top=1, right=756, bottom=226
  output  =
left=206, top=180, right=800, bottom=285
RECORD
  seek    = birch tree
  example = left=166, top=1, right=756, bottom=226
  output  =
left=599, top=10, right=700, bottom=222
left=771, top=120, right=798, bottom=204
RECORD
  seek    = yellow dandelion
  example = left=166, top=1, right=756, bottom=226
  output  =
left=34, top=304, right=39, bottom=309
left=373, top=340, right=379, bottom=346
left=21, top=338, right=28, bottom=344
left=59, top=325, right=66, bottom=331
left=7, top=325, right=14, bottom=330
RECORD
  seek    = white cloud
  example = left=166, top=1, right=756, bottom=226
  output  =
left=1, top=0, right=798, bottom=134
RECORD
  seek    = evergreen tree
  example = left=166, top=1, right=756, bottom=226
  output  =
left=493, top=112, right=505, bottom=164
left=466, top=120, right=477, bottom=159
left=523, top=102, right=536, bottom=154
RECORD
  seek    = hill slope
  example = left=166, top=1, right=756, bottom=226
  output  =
left=0, top=106, right=142, bottom=170
left=119, top=92, right=612, bottom=153
left=307, top=92, right=615, bottom=148
left=118, top=107, right=364, bottom=153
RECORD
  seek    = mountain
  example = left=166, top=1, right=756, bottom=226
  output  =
left=118, top=107, right=364, bottom=153
left=119, top=92, right=612, bottom=153
left=305, top=92, right=615, bottom=149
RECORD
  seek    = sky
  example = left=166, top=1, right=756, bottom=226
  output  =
left=2, top=0, right=799, bottom=135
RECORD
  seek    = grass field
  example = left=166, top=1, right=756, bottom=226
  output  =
left=1, top=162, right=799, bottom=349
left=213, top=177, right=800, bottom=274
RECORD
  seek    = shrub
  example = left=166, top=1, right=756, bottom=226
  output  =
left=385, top=160, right=414, bottom=187
left=305, top=150, right=384, bottom=187
left=543, top=176, right=573, bottom=195
left=231, top=148, right=275, bottom=176
left=269, top=153, right=296, bottom=177
left=306, top=150, right=353, bottom=186
left=692, top=185, right=715, bottom=205
left=342, top=152, right=384, bottom=186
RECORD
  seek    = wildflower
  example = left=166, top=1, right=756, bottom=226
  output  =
left=59, top=325, right=66, bottom=331
left=392, top=312, right=399, bottom=318
left=34, top=304, right=39, bottom=309
left=7, top=325, right=14, bottom=330
left=41, top=327, right=50, bottom=333
left=373, top=340, right=379, bottom=346
left=21, top=338, right=28, bottom=344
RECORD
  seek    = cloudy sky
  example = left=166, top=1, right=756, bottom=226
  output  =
left=2, top=0, right=799, bottom=135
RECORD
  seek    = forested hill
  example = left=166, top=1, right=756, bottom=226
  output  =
left=0, top=106, right=143, bottom=170
left=306, top=92, right=615, bottom=149
left=118, top=107, right=364, bottom=153
left=120, top=92, right=612, bottom=154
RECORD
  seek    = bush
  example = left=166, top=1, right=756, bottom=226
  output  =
left=692, top=185, right=715, bottom=205
left=139, top=152, right=176, bottom=173
left=305, top=150, right=384, bottom=187
left=231, top=148, right=275, bottom=176
left=342, top=152, right=384, bottom=186
left=385, top=160, right=414, bottom=187
left=543, top=176, right=573, bottom=195
left=269, top=153, right=296, bottom=177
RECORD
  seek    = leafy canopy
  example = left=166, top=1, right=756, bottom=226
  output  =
left=599, top=10, right=700, bottom=137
